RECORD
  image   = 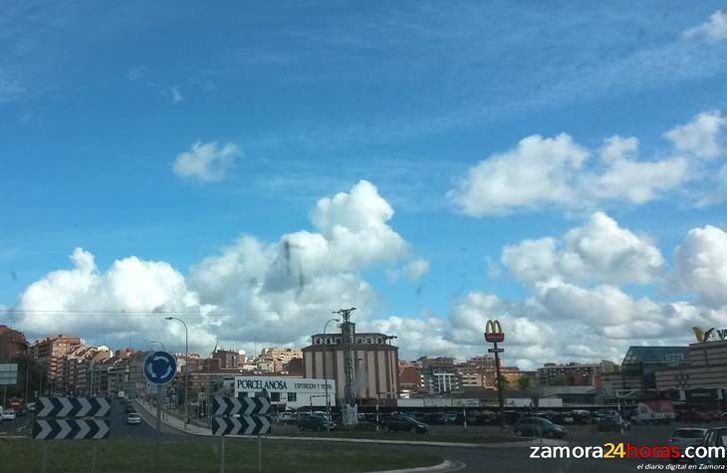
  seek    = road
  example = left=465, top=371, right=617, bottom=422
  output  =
left=394, top=423, right=707, bottom=472
left=111, top=398, right=170, bottom=440
left=4, top=407, right=720, bottom=472
left=0, top=399, right=175, bottom=440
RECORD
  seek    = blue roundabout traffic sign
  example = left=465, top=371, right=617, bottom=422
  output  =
left=143, top=351, right=177, bottom=385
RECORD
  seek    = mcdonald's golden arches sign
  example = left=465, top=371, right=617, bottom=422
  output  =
left=484, top=319, right=504, bottom=343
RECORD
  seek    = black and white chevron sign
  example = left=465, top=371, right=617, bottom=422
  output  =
left=36, top=396, right=111, bottom=418
left=212, top=396, right=270, bottom=416
left=213, top=415, right=271, bottom=436
left=33, top=419, right=110, bottom=440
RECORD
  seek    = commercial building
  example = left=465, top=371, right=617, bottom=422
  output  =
left=540, top=385, right=600, bottom=405
left=655, top=340, right=727, bottom=406
left=603, top=346, right=689, bottom=397
left=302, top=324, right=398, bottom=404
left=233, top=375, right=335, bottom=410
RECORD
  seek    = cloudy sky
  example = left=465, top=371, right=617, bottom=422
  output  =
left=1, top=1, right=726, bottom=369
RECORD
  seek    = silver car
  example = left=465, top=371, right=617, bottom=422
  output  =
left=668, top=428, right=707, bottom=462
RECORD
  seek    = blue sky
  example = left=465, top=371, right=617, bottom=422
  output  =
left=1, top=1, right=726, bottom=365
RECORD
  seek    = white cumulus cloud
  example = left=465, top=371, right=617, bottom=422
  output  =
left=675, top=225, right=727, bottom=309
left=449, top=129, right=689, bottom=216
left=502, top=212, right=664, bottom=286
left=172, top=141, right=241, bottom=182
left=14, top=248, right=216, bottom=351
left=683, top=10, right=727, bottom=42
left=386, top=259, right=430, bottom=282
left=187, top=180, right=411, bottom=345
left=13, top=180, right=417, bottom=353
left=448, top=133, right=588, bottom=216
left=664, top=111, right=726, bottom=160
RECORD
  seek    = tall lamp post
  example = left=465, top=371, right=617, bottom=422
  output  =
left=322, top=317, right=339, bottom=433
left=484, top=320, right=505, bottom=431
left=165, top=316, right=189, bottom=430
left=148, top=340, right=167, bottom=351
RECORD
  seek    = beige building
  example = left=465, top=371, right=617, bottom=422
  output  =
left=255, top=347, right=303, bottom=373
left=303, top=332, right=399, bottom=403
left=656, top=340, right=727, bottom=401
left=32, top=335, right=82, bottom=393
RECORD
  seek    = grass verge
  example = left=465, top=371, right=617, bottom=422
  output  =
left=0, top=438, right=442, bottom=473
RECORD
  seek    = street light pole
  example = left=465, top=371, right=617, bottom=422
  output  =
left=149, top=340, right=167, bottom=351
left=322, top=317, right=339, bottom=433
left=165, top=316, right=189, bottom=430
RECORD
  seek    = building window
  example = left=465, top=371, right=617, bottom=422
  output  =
left=287, top=392, right=297, bottom=402
left=271, top=392, right=280, bottom=402
left=239, top=392, right=248, bottom=398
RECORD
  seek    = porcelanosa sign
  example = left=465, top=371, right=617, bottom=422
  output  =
left=237, top=378, right=289, bottom=391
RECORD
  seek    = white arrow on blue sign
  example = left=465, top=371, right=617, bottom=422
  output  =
left=143, top=351, right=177, bottom=385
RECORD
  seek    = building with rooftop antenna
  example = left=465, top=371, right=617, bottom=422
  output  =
left=302, top=308, right=399, bottom=408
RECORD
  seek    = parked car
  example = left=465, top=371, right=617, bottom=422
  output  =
left=382, top=415, right=429, bottom=433
left=555, top=412, right=575, bottom=425
left=278, top=411, right=297, bottom=425
left=298, top=414, right=335, bottom=432
left=441, top=412, right=458, bottom=424
left=514, top=417, right=567, bottom=438
left=696, top=427, right=727, bottom=467
left=668, top=428, right=707, bottom=463
left=571, top=410, right=591, bottom=424
left=591, top=409, right=612, bottom=424
left=402, top=412, right=428, bottom=423
left=126, top=412, right=141, bottom=425
left=597, top=411, right=630, bottom=432
left=1, top=410, right=16, bottom=421
left=457, top=410, right=497, bottom=426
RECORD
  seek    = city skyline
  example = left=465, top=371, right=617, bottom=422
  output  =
left=1, top=3, right=726, bottom=370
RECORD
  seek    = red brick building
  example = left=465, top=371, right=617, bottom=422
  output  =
left=0, top=325, right=28, bottom=360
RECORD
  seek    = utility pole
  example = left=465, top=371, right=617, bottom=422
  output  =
left=333, top=307, right=357, bottom=426
left=25, top=359, right=30, bottom=402
left=322, top=318, right=339, bottom=432
left=333, top=308, right=356, bottom=406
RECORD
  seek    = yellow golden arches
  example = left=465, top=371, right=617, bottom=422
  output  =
left=484, top=319, right=504, bottom=343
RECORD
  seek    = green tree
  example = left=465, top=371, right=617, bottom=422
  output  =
left=517, top=375, right=532, bottom=391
